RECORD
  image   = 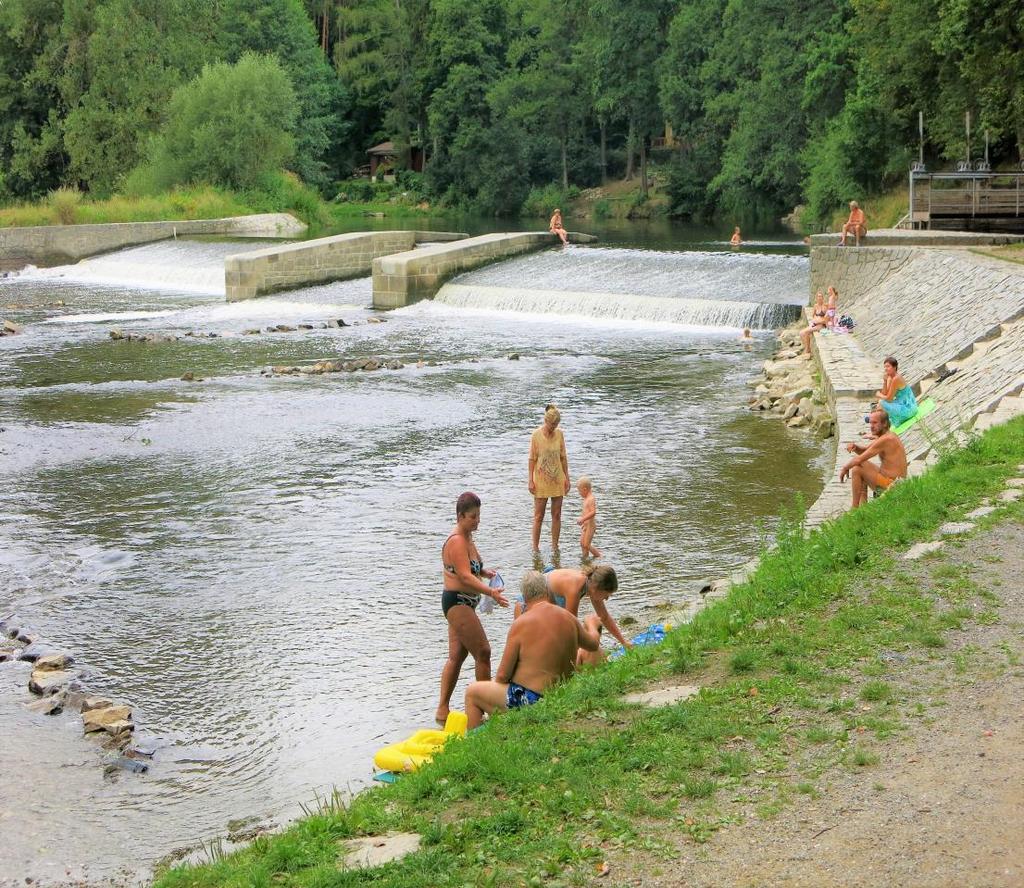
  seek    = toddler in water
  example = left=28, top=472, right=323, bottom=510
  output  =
left=576, top=476, right=601, bottom=559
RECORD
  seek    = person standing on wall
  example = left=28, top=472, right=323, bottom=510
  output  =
left=528, top=404, right=570, bottom=553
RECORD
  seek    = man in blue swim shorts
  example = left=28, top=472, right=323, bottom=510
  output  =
left=466, top=571, right=600, bottom=728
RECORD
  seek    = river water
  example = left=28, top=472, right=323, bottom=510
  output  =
left=0, top=226, right=824, bottom=885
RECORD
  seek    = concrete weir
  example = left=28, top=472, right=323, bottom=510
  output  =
left=372, top=231, right=597, bottom=308
left=224, top=229, right=467, bottom=302
left=0, top=213, right=306, bottom=271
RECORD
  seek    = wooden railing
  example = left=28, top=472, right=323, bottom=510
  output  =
left=909, top=170, right=1023, bottom=226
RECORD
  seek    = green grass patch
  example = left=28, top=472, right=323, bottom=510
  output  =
left=0, top=176, right=443, bottom=232
left=153, top=418, right=1024, bottom=888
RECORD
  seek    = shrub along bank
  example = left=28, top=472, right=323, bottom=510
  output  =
left=0, top=176, right=442, bottom=235
left=155, top=418, right=1024, bottom=887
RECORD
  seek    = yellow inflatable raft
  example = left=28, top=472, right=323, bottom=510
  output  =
left=373, top=711, right=467, bottom=773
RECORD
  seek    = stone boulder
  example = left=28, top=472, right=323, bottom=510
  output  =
left=29, top=668, right=74, bottom=695
left=81, top=697, right=114, bottom=712
left=83, top=705, right=132, bottom=734
left=25, top=696, right=63, bottom=715
left=34, top=652, right=74, bottom=671
left=18, top=640, right=61, bottom=662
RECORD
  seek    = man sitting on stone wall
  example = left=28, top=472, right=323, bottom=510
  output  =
left=465, top=571, right=600, bottom=728
left=839, top=200, right=867, bottom=246
left=839, top=409, right=907, bottom=508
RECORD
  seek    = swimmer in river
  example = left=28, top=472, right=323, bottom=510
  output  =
left=739, top=327, right=754, bottom=344
left=730, top=226, right=742, bottom=246
left=576, top=476, right=601, bottom=559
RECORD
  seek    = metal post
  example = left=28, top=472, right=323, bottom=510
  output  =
left=919, top=111, right=924, bottom=167
left=909, top=169, right=914, bottom=228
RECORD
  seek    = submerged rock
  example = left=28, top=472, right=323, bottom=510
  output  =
left=19, top=641, right=61, bottom=662
left=25, top=696, right=63, bottom=715
left=106, top=756, right=149, bottom=775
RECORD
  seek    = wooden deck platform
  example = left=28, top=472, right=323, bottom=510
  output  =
left=910, top=170, right=1024, bottom=230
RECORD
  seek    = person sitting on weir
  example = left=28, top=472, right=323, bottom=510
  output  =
left=839, top=200, right=867, bottom=247
left=875, top=356, right=918, bottom=428
left=465, top=571, right=599, bottom=728
left=839, top=409, right=907, bottom=508
left=730, top=226, right=742, bottom=246
left=549, top=208, right=569, bottom=246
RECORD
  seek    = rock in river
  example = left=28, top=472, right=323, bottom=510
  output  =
left=29, top=668, right=74, bottom=695
left=34, top=652, right=75, bottom=671
left=18, top=640, right=62, bottom=662
left=83, top=704, right=132, bottom=734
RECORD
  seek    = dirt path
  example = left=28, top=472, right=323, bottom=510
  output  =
left=618, top=518, right=1024, bottom=887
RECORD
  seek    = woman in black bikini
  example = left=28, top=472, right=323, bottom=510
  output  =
left=436, top=491, right=508, bottom=726
left=800, top=290, right=828, bottom=356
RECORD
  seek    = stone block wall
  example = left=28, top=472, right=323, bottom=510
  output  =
left=372, top=232, right=577, bottom=308
left=812, top=246, right=1024, bottom=386
left=225, top=231, right=417, bottom=301
left=0, top=213, right=305, bottom=270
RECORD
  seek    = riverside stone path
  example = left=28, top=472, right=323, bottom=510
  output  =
left=610, top=504, right=1024, bottom=888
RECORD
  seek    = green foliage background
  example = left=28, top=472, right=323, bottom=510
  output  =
left=0, top=0, right=1021, bottom=221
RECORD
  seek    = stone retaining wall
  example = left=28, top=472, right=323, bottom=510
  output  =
left=371, top=231, right=597, bottom=308
left=0, top=213, right=306, bottom=270
left=224, top=230, right=469, bottom=302
left=804, top=241, right=1024, bottom=526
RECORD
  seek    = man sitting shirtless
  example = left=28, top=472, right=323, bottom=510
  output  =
left=840, top=409, right=907, bottom=508
left=465, top=571, right=599, bottom=728
left=839, top=200, right=867, bottom=246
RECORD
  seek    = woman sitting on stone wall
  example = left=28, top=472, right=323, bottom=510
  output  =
left=876, top=356, right=918, bottom=427
left=800, top=290, right=828, bottom=356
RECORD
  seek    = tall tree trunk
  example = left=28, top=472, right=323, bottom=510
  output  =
left=599, top=119, right=607, bottom=185
left=321, top=8, right=329, bottom=54
left=561, top=131, right=568, bottom=189
left=625, top=119, right=635, bottom=181
left=640, top=134, right=648, bottom=197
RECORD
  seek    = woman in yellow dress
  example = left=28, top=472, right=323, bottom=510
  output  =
left=528, top=404, right=570, bottom=552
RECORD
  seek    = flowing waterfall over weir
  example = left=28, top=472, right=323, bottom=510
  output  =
left=21, top=239, right=259, bottom=295
left=434, top=246, right=806, bottom=330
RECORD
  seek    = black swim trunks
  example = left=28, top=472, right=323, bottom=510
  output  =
left=442, top=588, right=481, bottom=617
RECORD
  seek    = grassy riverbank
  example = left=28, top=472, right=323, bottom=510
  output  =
left=154, top=416, right=1024, bottom=887
left=0, top=179, right=442, bottom=233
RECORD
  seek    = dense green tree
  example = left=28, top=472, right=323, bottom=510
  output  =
left=61, top=0, right=221, bottom=194
left=0, top=0, right=73, bottom=199
left=0, top=0, right=1018, bottom=219
left=220, top=0, right=349, bottom=189
left=132, top=53, right=298, bottom=192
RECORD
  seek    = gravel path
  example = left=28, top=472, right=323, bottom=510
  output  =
left=612, top=516, right=1024, bottom=887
